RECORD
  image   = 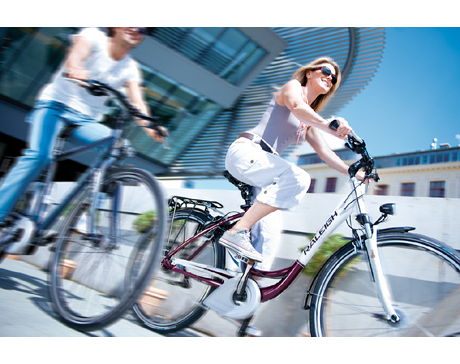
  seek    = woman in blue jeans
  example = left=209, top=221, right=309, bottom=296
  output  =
left=0, top=27, right=163, bottom=227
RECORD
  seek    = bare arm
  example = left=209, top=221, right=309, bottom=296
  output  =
left=278, top=80, right=350, bottom=140
left=305, top=126, right=349, bottom=175
left=306, top=126, right=367, bottom=180
left=64, top=34, right=91, bottom=80
left=126, top=80, right=165, bottom=142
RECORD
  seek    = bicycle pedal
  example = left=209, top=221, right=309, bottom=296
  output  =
left=3, top=217, right=35, bottom=255
left=236, top=255, right=256, bottom=265
left=245, top=325, right=262, bottom=337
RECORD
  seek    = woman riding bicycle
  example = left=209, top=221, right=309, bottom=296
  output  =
left=220, top=57, right=366, bottom=267
left=0, top=27, right=164, bottom=231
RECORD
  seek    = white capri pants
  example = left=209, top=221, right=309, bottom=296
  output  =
left=225, top=137, right=311, bottom=270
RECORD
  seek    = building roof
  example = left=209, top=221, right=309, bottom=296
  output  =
left=165, top=27, right=386, bottom=177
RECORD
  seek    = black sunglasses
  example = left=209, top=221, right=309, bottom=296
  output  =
left=315, top=66, right=337, bottom=85
left=129, top=27, right=149, bottom=36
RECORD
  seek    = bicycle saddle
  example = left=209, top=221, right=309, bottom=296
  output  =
left=223, top=170, right=252, bottom=191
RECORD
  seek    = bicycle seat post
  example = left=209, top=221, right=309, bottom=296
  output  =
left=223, top=170, right=253, bottom=211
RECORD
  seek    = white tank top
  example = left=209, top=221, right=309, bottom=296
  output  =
left=247, top=96, right=303, bottom=155
left=37, top=28, right=141, bottom=120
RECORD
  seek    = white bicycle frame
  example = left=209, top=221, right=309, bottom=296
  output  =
left=298, top=177, right=399, bottom=322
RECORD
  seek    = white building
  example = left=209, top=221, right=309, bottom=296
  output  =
left=298, top=143, right=460, bottom=198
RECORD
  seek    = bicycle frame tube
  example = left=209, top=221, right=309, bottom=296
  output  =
left=297, top=179, right=361, bottom=267
left=35, top=140, right=114, bottom=235
left=257, top=178, right=363, bottom=301
left=163, top=212, right=245, bottom=286
left=54, top=136, right=113, bottom=162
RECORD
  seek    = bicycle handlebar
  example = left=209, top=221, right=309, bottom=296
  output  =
left=63, top=75, right=168, bottom=138
left=328, top=119, right=363, bottom=144
left=328, top=119, right=378, bottom=180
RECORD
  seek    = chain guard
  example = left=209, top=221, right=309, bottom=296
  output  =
left=203, top=275, right=261, bottom=320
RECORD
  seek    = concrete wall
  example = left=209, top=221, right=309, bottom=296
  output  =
left=17, top=183, right=460, bottom=271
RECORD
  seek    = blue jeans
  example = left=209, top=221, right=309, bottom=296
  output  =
left=0, top=101, right=112, bottom=223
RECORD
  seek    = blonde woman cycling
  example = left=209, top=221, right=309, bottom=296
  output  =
left=220, top=57, right=365, bottom=267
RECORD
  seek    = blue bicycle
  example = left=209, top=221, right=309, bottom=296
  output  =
left=0, top=78, right=168, bottom=331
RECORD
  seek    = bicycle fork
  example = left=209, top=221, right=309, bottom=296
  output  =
left=360, top=215, right=400, bottom=323
left=352, top=179, right=400, bottom=323
left=364, top=224, right=400, bottom=323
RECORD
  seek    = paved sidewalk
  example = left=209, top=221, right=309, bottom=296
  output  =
left=0, top=257, right=206, bottom=337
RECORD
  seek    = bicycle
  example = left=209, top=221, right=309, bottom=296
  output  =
left=132, top=122, right=460, bottom=337
left=0, top=78, right=168, bottom=332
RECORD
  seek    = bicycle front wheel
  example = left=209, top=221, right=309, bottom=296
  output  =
left=309, top=231, right=460, bottom=337
left=48, top=167, right=166, bottom=331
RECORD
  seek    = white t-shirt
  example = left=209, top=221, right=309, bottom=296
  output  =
left=38, top=27, right=141, bottom=120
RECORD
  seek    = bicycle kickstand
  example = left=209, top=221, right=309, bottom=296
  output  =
left=237, top=316, right=254, bottom=337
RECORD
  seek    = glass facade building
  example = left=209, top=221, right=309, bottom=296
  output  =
left=150, top=28, right=266, bottom=86
left=0, top=27, right=280, bottom=177
left=0, top=27, right=386, bottom=180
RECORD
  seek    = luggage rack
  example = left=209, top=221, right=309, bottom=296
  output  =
left=168, top=196, right=224, bottom=214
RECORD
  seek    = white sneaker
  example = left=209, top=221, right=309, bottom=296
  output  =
left=219, top=230, right=263, bottom=262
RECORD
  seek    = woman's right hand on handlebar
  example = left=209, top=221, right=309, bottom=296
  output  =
left=144, top=125, right=168, bottom=143
left=329, top=117, right=352, bottom=140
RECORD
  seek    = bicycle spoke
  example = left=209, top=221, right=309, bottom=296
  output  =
left=49, top=168, right=165, bottom=331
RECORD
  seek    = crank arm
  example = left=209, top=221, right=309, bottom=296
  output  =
left=173, top=258, right=237, bottom=281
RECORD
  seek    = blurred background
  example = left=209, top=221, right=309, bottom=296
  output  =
left=2, top=27, right=459, bottom=290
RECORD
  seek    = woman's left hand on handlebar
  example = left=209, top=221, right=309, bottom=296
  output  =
left=356, top=169, right=374, bottom=183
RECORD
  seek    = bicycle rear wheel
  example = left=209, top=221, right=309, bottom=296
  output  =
left=48, top=167, right=166, bottom=331
left=132, top=208, right=225, bottom=334
left=309, top=231, right=460, bottom=337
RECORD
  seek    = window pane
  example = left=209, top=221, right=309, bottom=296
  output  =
left=375, top=185, right=388, bottom=196
left=221, top=42, right=266, bottom=84
left=215, top=28, right=247, bottom=57
left=401, top=183, right=415, bottom=197
left=0, top=27, right=75, bottom=106
left=429, top=181, right=445, bottom=198
left=325, top=177, right=337, bottom=193
left=308, top=179, right=316, bottom=193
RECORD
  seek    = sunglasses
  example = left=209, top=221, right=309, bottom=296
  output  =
left=129, top=27, right=148, bottom=36
left=314, top=66, right=337, bottom=85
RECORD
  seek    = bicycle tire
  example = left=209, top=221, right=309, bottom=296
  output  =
left=132, top=208, right=225, bottom=334
left=48, top=166, right=166, bottom=331
left=309, top=231, right=460, bottom=337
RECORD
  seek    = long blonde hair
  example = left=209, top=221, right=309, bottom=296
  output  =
left=291, top=57, right=341, bottom=113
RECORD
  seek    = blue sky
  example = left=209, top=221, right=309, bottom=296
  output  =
left=193, top=27, right=460, bottom=190
left=339, top=27, right=460, bottom=157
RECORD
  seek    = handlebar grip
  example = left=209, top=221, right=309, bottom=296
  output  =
left=328, top=119, right=340, bottom=131
left=328, top=119, right=364, bottom=144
